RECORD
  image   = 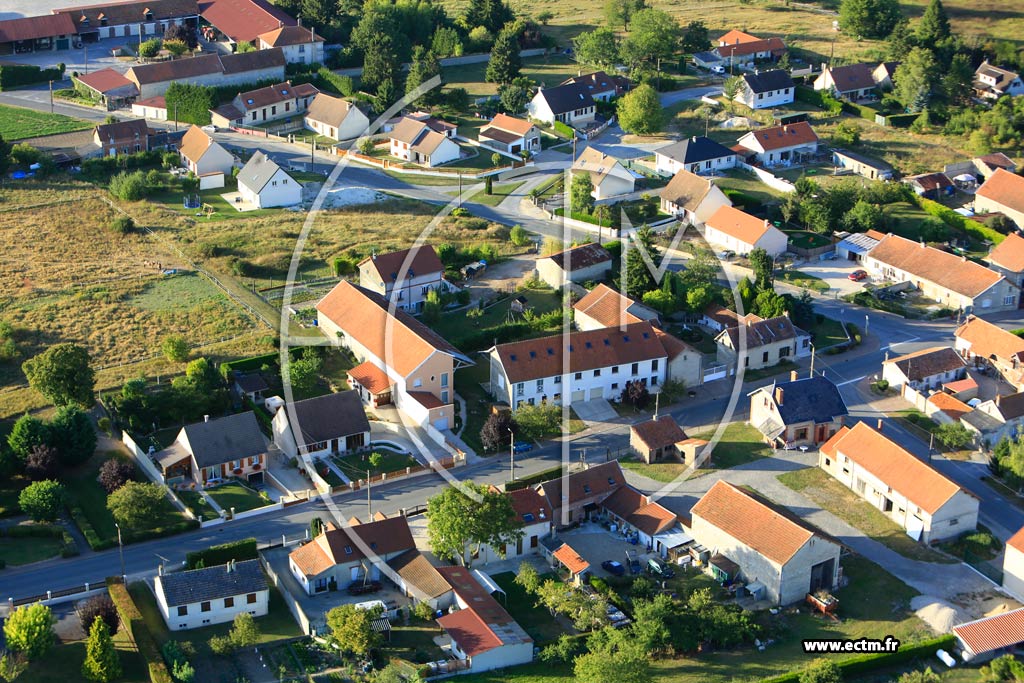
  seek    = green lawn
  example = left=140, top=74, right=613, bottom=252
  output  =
left=385, top=620, right=447, bottom=664
left=0, top=476, right=27, bottom=517
left=22, top=630, right=149, bottom=683
left=64, top=450, right=190, bottom=546
left=807, top=316, right=849, bottom=347
left=0, top=103, right=94, bottom=141
left=715, top=168, right=788, bottom=206
left=445, top=146, right=505, bottom=170
left=778, top=467, right=955, bottom=564
left=0, top=534, right=64, bottom=566
left=672, top=325, right=719, bottom=355
left=206, top=481, right=269, bottom=513
left=433, top=288, right=565, bottom=351
left=741, top=359, right=798, bottom=382
left=334, top=450, right=418, bottom=479
left=937, top=523, right=1003, bottom=562
left=470, top=180, right=526, bottom=207
left=441, top=54, right=579, bottom=99
left=456, top=361, right=492, bottom=455
left=152, top=179, right=283, bottom=222
left=382, top=170, right=464, bottom=185
left=784, top=230, right=832, bottom=250
left=621, top=421, right=771, bottom=483
left=490, top=571, right=566, bottom=645
left=175, top=488, right=216, bottom=520
left=778, top=269, right=831, bottom=293
left=882, top=202, right=936, bottom=241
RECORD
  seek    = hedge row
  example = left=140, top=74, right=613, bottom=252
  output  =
left=842, top=100, right=880, bottom=122
left=916, top=196, right=1006, bottom=245
left=67, top=502, right=113, bottom=551
left=882, top=113, right=917, bottom=128
left=760, top=634, right=956, bottom=683
left=186, top=537, right=258, bottom=570
left=68, top=502, right=199, bottom=551
left=0, top=64, right=63, bottom=91
left=121, top=518, right=199, bottom=545
left=80, top=150, right=163, bottom=182
left=451, top=320, right=535, bottom=353
left=106, top=579, right=174, bottom=683
left=506, top=465, right=563, bottom=491
left=317, top=67, right=354, bottom=97
left=219, top=352, right=279, bottom=379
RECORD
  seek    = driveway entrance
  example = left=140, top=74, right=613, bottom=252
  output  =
left=571, top=398, right=617, bottom=423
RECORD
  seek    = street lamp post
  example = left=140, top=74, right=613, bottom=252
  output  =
left=115, top=523, right=126, bottom=583
left=508, top=427, right=515, bottom=482
left=864, top=314, right=869, bottom=336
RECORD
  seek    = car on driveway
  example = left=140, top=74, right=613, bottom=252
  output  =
left=601, top=560, right=626, bottom=576
left=848, top=269, right=868, bottom=282
left=512, top=441, right=533, bottom=454
left=201, top=124, right=217, bottom=133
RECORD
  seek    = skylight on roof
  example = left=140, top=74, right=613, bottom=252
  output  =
left=585, top=341, right=592, bottom=349
left=523, top=513, right=535, bottom=522
left=529, top=351, right=537, bottom=358
left=509, top=354, right=517, bottom=361
left=623, top=335, right=630, bottom=342
left=583, top=485, right=591, bottom=494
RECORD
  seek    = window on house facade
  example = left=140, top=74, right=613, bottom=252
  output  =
left=651, top=376, right=658, bottom=386
left=516, top=383, right=524, bottom=396
left=536, top=379, right=544, bottom=391
left=652, top=359, right=659, bottom=371
left=762, top=351, right=769, bottom=362
left=574, top=372, right=582, bottom=380
left=593, top=369, right=601, bottom=377
left=780, top=347, right=790, bottom=358
left=631, top=363, right=638, bottom=375
left=201, top=601, right=211, bottom=612
left=554, top=375, right=561, bottom=384
left=441, top=372, right=449, bottom=387
left=441, top=390, right=449, bottom=403
left=413, top=378, right=422, bottom=387
left=225, top=597, right=234, bottom=608
left=247, top=593, right=257, bottom=604
left=177, top=606, right=187, bottom=616
left=611, top=366, right=619, bottom=374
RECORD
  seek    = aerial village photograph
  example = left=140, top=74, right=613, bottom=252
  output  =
left=0, top=0, right=1023, bottom=680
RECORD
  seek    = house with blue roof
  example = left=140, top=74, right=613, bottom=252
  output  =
left=748, top=372, right=849, bottom=448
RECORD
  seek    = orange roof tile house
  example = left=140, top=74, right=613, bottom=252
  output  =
left=703, top=205, right=789, bottom=257
left=478, top=114, right=541, bottom=155
left=976, top=169, right=1024, bottom=232
left=954, top=315, right=1024, bottom=390
left=987, top=232, right=1024, bottom=290
left=690, top=480, right=841, bottom=605
left=819, top=421, right=979, bottom=543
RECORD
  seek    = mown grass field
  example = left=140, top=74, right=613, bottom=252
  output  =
left=442, top=54, right=580, bottom=99
left=0, top=103, right=93, bottom=140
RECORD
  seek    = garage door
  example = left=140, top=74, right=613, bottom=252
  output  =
left=571, top=390, right=585, bottom=402
left=589, top=387, right=604, bottom=400
left=433, top=417, right=449, bottom=431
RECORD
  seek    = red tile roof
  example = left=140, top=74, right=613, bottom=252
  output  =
left=507, top=487, right=550, bottom=525
left=988, top=233, right=1024, bottom=273
left=741, top=121, right=818, bottom=152
left=600, top=485, right=677, bottom=537
left=481, top=113, right=534, bottom=137
left=883, top=346, right=965, bottom=381
left=977, top=168, right=1024, bottom=214
left=573, top=284, right=645, bottom=328
left=347, top=361, right=393, bottom=395
left=953, top=607, right=1024, bottom=656
left=135, top=95, right=166, bottom=108
left=288, top=516, right=415, bottom=577
left=435, top=566, right=531, bottom=654
left=907, top=172, right=954, bottom=192
left=0, top=13, right=77, bottom=42
left=867, top=234, right=1004, bottom=298
left=821, top=421, right=972, bottom=514
left=75, top=67, right=136, bottom=94
left=718, top=29, right=760, bottom=45
left=691, top=480, right=831, bottom=565
left=359, top=245, right=443, bottom=285
left=705, top=205, right=776, bottom=247
left=1008, top=526, right=1024, bottom=554
left=56, top=0, right=199, bottom=31
left=718, top=36, right=786, bottom=58
left=198, top=0, right=296, bottom=43
left=538, top=461, right=623, bottom=510
left=631, top=415, right=688, bottom=451
left=927, top=392, right=972, bottom=422
left=437, top=607, right=504, bottom=656
left=955, top=315, right=1024, bottom=363
left=258, top=24, right=322, bottom=46
left=552, top=543, right=590, bottom=574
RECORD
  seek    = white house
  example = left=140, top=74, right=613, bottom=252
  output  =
left=272, top=390, right=370, bottom=460
left=210, top=81, right=318, bottom=129
left=880, top=346, right=967, bottom=391
left=976, top=169, right=1024, bottom=229
left=154, top=412, right=267, bottom=487
left=478, top=114, right=541, bottom=155
left=488, top=322, right=668, bottom=409
left=715, top=313, right=811, bottom=371
left=1003, top=527, right=1024, bottom=601
left=436, top=566, right=533, bottom=673
left=819, top=421, right=979, bottom=543
left=735, top=70, right=794, bottom=109
left=955, top=315, right=1024, bottom=390
left=475, top=487, right=553, bottom=564
left=831, top=149, right=894, bottom=180
left=316, top=281, right=473, bottom=431
left=388, top=115, right=460, bottom=167
left=600, top=484, right=678, bottom=549
left=536, top=242, right=612, bottom=289
left=690, top=480, right=841, bottom=605
left=237, top=151, right=302, bottom=208
left=714, top=30, right=787, bottom=67
left=153, top=559, right=269, bottom=631
left=526, top=82, right=596, bottom=127
left=131, top=95, right=168, bottom=121
left=357, top=244, right=447, bottom=313
left=304, top=93, right=370, bottom=142
left=748, top=373, right=849, bottom=449
left=571, top=147, right=635, bottom=201
left=703, top=204, right=788, bottom=256
left=974, top=60, right=1024, bottom=100
left=655, top=136, right=736, bottom=176
left=659, top=169, right=732, bottom=224
left=813, top=63, right=877, bottom=100
left=257, top=25, right=325, bottom=65
left=178, top=125, right=234, bottom=187
left=736, top=121, right=818, bottom=167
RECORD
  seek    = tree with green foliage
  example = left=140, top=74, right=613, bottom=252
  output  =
left=7, top=414, right=50, bottom=461
left=681, top=20, right=710, bottom=53
left=164, top=82, right=216, bottom=125
left=625, top=226, right=660, bottom=300
left=421, top=288, right=442, bottom=324
left=686, top=285, right=713, bottom=313
left=632, top=593, right=675, bottom=655
left=0, top=651, right=26, bottom=683
left=571, top=172, right=595, bottom=215
left=681, top=244, right=719, bottom=291
left=351, top=11, right=399, bottom=93
left=405, top=46, right=441, bottom=105
left=722, top=76, right=742, bottom=111
left=843, top=199, right=883, bottom=233
left=916, top=0, right=950, bottom=44
left=163, top=39, right=188, bottom=56
left=486, top=25, right=522, bottom=85
left=3, top=603, right=54, bottom=661
left=426, top=481, right=521, bottom=566
left=161, top=335, right=189, bottom=363
left=620, top=379, right=651, bottom=410
left=886, top=19, right=915, bottom=61
left=286, top=348, right=322, bottom=394
left=510, top=224, right=531, bottom=247
left=935, top=422, right=972, bottom=450
left=108, top=170, right=150, bottom=201
left=511, top=403, right=561, bottom=440
left=839, top=0, right=902, bottom=38
left=106, top=481, right=166, bottom=529
left=326, top=604, right=381, bottom=655
left=894, top=47, right=938, bottom=112
left=498, top=76, right=533, bottom=114
left=573, top=27, right=619, bottom=69
left=431, top=26, right=462, bottom=57
left=620, top=9, right=680, bottom=76
left=617, top=83, right=664, bottom=135
left=82, top=619, right=120, bottom=683
left=943, top=53, right=974, bottom=106
left=515, top=562, right=541, bottom=594
left=18, top=480, right=63, bottom=522
left=575, top=626, right=652, bottom=683
left=748, top=248, right=773, bottom=290
left=0, top=133, right=13, bottom=176
left=21, top=339, right=94, bottom=405
left=301, top=0, right=335, bottom=27
left=138, top=38, right=162, bottom=58
left=753, top=289, right=788, bottom=319
left=832, top=121, right=861, bottom=147
left=464, top=0, right=513, bottom=34
left=799, top=658, right=842, bottom=683
left=605, top=0, right=645, bottom=31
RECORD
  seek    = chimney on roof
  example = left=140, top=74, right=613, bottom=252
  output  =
left=279, top=20, right=283, bottom=27
left=775, top=386, right=784, bottom=405
left=876, top=418, right=884, bottom=431
left=920, top=239, right=926, bottom=248
left=790, top=370, right=798, bottom=382
left=692, top=136, right=697, bottom=143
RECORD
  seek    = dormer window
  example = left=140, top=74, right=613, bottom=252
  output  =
left=144, top=9, right=154, bottom=20
left=98, top=13, right=107, bottom=26
left=80, top=15, right=89, bottom=26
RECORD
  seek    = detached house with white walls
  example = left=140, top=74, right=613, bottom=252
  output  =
left=304, top=93, right=370, bottom=142
left=527, top=82, right=596, bottom=127
left=571, top=147, right=635, bottom=201
left=388, top=115, right=460, bottom=167
left=736, top=121, right=818, bottom=167
left=153, top=559, right=269, bottom=631
left=357, top=245, right=448, bottom=313
left=237, top=151, right=301, bottom=208
left=955, top=315, right=1024, bottom=390
left=975, top=169, right=1024, bottom=229
left=316, top=280, right=472, bottom=431
left=819, top=421, right=979, bottom=542
left=178, top=124, right=234, bottom=188
left=154, top=412, right=267, bottom=487
left=488, top=322, right=669, bottom=409
left=1003, top=527, right=1024, bottom=601
left=715, top=313, right=811, bottom=371
left=272, top=390, right=370, bottom=460
left=475, top=487, right=553, bottom=564
left=880, top=346, right=967, bottom=391
left=659, top=169, right=732, bottom=224
left=210, top=81, right=318, bottom=129
left=974, top=60, right=1024, bottom=100
left=478, top=114, right=541, bottom=155
left=256, top=25, right=324, bottom=65
left=655, top=136, right=736, bottom=176
left=735, top=70, right=794, bottom=109
left=813, top=63, right=877, bottom=100
left=703, top=205, right=789, bottom=257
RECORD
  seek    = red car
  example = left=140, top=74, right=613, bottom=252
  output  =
left=848, top=270, right=868, bottom=282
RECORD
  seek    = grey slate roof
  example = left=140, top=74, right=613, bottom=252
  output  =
left=157, top=559, right=267, bottom=607
left=656, top=136, right=735, bottom=165
left=742, top=69, right=794, bottom=94
left=181, top=412, right=266, bottom=469
left=239, top=150, right=292, bottom=194
left=536, top=82, right=595, bottom=115
left=286, top=390, right=370, bottom=447
left=761, top=376, right=848, bottom=426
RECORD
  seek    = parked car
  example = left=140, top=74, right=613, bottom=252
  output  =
left=711, top=64, right=726, bottom=74
left=512, top=441, right=533, bottom=454
left=201, top=124, right=217, bottom=133
left=346, top=580, right=382, bottom=595
left=848, top=269, right=868, bottom=281
left=646, top=557, right=675, bottom=578
left=601, top=560, right=626, bottom=577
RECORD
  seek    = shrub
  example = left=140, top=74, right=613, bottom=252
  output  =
left=79, top=595, right=120, bottom=636
left=185, top=538, right=258, bottom=569
left=0, top=64, right=63, bottom=90
left=19, top=480, right=64, bottom=522
left=111, top=216, right=135, bottom=234
left=108, top=171, right=150, bottom=201
left=138, top=39, right=162, bottom=58
left=98, top=458, right=135, bottom=494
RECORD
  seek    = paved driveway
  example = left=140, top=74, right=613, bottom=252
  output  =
left=789, top=258, right=868, bottom=297
left=572, top=398, right=618, bottom=424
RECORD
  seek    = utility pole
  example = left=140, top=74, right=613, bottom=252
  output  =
left=310, top=137, right=314, bottom=171
left=115, top=523, right=126, bottom=583
left=864, top=314, right=869, bottom=337
left=810, top=343, right=815, bottom=378
left=457, top=172, right=462, bottom=207
left=508, top=427, right=515, bottom=482
left=366, top=469, right=372, bottom=517
left=48, top=80, right=53, bottom=113
left=653, top=392, right=659, bottom=420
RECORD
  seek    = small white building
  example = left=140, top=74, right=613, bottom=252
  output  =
left=388, top=116, right=460, bottom=167
left=1003, top=527, right=1024, bottom=601
left=131, top=95, right=168, bottom=121
left=954, top=609, right=1024, bottom=662
left=655, top=136, right=736, bottom=176
left=690, top=480, right=841, bottom=605
left=736, top=121, right=818, bottom=167
left=272, top=390, right=370, bottom=460
left=478, top=114, right=541, bottom=155
left=658, top=169, right=732, bottom=225
left=179, top=125, right=234, bottom=186
left=703, top=204, right=788, bottom=257
left=880, top=346, right=966, bottom=391
left=571, top=147, right=635, bottom=201
left=974, top=60, right=1024, bottom=100
left=526, top=82, right=596, bottom=127
left=831, top=149, right=893, bottom=181
left=819, top=421, right=979, bottom=543
left=237, top=151, right=302, bottom=208
left=153, top=559, right=269, bottom=631
left=304, top=93, right=370, bottom=142
left=475, top=487, right=552, bottom=564
left=257, top=25, right=325, bottom=65
left=735, top=70, right=794, bottom=110
left=536, top=242, right=612, bottom=289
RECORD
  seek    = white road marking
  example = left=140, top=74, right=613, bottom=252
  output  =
left=837, top=375, right=867, bottom=386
